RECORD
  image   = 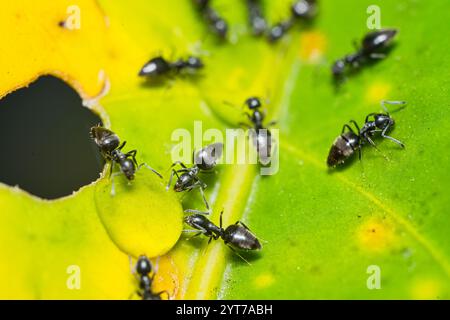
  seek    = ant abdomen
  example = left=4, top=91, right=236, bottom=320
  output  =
left=194, top=142, right=223, bottom=170
left=90, top=127, right=120, bottom=154
left=327, top=131, right=360, bottom=167
left=222, top=224, right=262, bottom=251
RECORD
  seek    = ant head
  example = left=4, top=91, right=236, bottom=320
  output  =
left=184, top=213, right=209, bottom=228
left=186, top=56, right=204, bottom=69
left=250, top=16, right=267, bottom=36
left=174, top=180, right=184, bottom=192
left=136, top=255, right=152, bottom=275
left=213, top=19, right=228, bottom=39
left=292, top=0, right=317, bottom=19
left=195, top=0, right=209, bottom=8
left=184, top=214, right=196, bottom=226
left=245, top=97, right=262, bottom=110
left=332, top=59, right=346, bottom=77
left=195, top=143, right=223, bottom=170
left=375, top=114, right=394, bottom=129
left=268, top=24, right=285, bottom=42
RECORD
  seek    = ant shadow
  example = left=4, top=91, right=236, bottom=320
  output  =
left=297, top=18, right=317, bottom=31
left=139, top=77, right=171, bottom=89
left=139, top=73, right=205, bottom=90
left=227, top=248, right=262, bottom=265
left=327, top=155, right=358, bottom=174
left=181, top=233, right=207, bottom=249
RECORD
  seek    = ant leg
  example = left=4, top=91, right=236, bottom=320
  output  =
left=341, top=124, right=355, bottom=134
left=108, top=160, right=116, bottom=178
left=128, top=255, right=136, bottom=275
left=364, top=135, right=378, bottom=149
left=156, top=290, right=171, bottom=300
left=110, top=172, right=122, bottom=196
left=365, top=113, right=378, bottom=123
left=118, top=141, right=126, bottom=151
left=381, top=100, right=407, bottom=113
left=362, top=135, right=390, bottom=161
left=381, top=125, right=405, bottom=148
left=341, top=134, right=350, bottom=144
left=170, top=161, right=187, bottom=169
left=349, top=120, right=360, bottom=133
left=184, top=209, right=210, bottom=215
left=238, top=122, right=252, bottom=129
left=236, top=221, right=251, bottom=231
left=190, top=178, right=209, bottom=210
left=184, top=222, right=208, bottom=235
left=198, top=185, right=210, bottom=210
left=369, top=53, right=386, bottom=59
left=166, top=169, right=181, bottom=191
left=153, top=256, right=160, bottom=275
left=182, top=230, right=203, bottom=238
left=245, top=112, right=253, bottom=123
left=138, top=163, right=163, bottom=178
left=266, top=120, right=277, bottom=127
left=126, top=150, right=138, bottom=165
left=226, top=245, right=251, bottom=266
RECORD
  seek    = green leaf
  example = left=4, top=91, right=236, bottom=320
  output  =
left=158, top=0, right=450, bottom=299
left=1, top=0, right=449, bottom=300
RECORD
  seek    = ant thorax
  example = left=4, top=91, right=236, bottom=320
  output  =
left=252, top=110, right=265, bottom=128
left=360, top=122, right=377, bottom=136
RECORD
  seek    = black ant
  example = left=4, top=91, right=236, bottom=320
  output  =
left=166, top=143, right=223, bottom=210
left=247, top=0, right=267, bottom=36
left=193, top=0, right=228, bottom=39
left=240, top=97, right=276, bottom=165
left=138, top=56, right=204, bottom=78
left=90, top=126, right=162, bottom=195
left=327, top=100, right=406, bottom=167
left=268, top=0, right=317, bottom=42
left=132, top=255, right=169, bottom=300
left=184, top=209, right=262, bottom=264
left=332, top=29, right=397, bottom=79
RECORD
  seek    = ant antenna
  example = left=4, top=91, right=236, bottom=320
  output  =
left=219, top=209, right=225, bottom=229
left=184, top=209, right=210, bottom=215
left=381, top=100, right=407, bottom=114
left=128, top=254, right=136, bottom=275
left=223, top=100, right=239, bottom=110
left=226, top=245, right=252, bottom=266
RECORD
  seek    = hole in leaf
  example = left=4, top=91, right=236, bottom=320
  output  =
left=0, top=75, right=104, bottom=199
